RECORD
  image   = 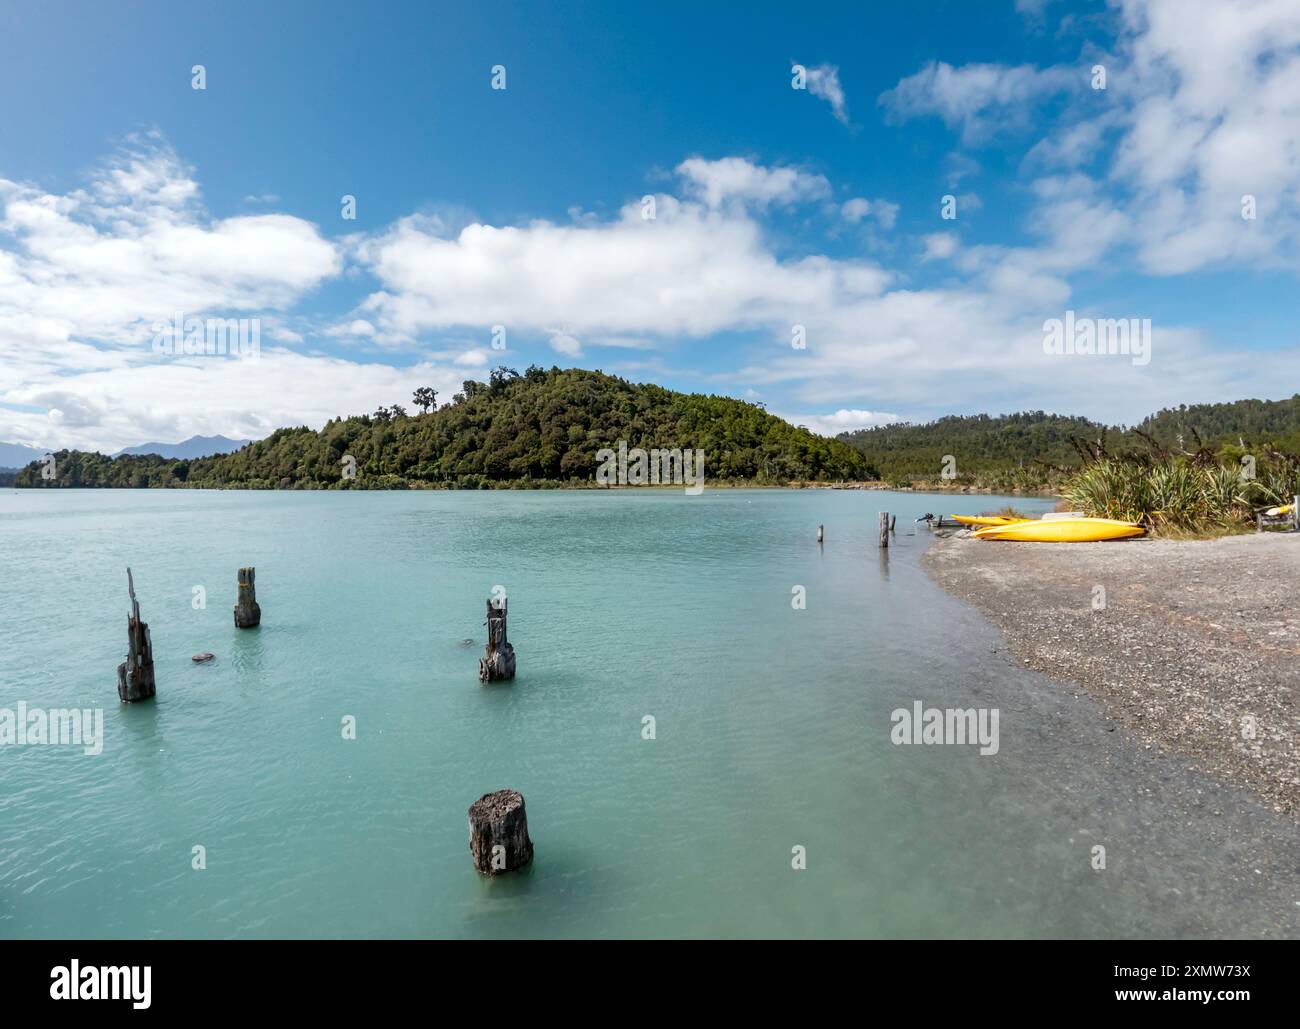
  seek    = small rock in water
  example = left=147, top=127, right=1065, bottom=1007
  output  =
left=192, top=652, right=215, bottom=663
left=460, top=638, right=474, bottom=646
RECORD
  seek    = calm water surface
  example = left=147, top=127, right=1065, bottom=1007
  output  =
left=2, top=489, right=1297, bottom=938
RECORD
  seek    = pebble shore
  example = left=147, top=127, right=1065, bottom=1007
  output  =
left=924, top=532, right=1300, bottom=816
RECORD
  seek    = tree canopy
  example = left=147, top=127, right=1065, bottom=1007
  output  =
left=16, top=366, right=873, bottom=489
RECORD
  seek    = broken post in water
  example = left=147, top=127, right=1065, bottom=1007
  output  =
left=890, top=515, right=897, bottom=534
left=116, top=568, right=156, bottom=703
left=468, top=789, right=534, bottom=875
left=234, top=567, right=261, bottom=628
left=479, top=597, right=516, bottom=683
left=879, top=512, right=890, bottom=549
left=817, top=524, right=824, bottom=543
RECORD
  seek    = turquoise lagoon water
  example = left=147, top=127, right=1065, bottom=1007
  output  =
left=1, top=489, right=1297, bottom=939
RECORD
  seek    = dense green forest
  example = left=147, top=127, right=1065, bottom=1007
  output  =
left=14, top=367, right=874, bottom=489
left=838, top=395, right=1300, bottom=488
left=15, top=373, right=1300, bottom=496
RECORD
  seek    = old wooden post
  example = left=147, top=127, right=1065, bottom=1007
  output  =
left=468, top=789, right=534, bottom=874
left=817, top=524, right=824, bottom=543
left=890, top=514, right=897, bottom=533
left=234, top=567, right=261, bottom=628
left=1293, top=496, right=1299, bottom=532
left=479, top=597, right=516, bottom=683
left=116, top=568, right=156, bottom=703
left=878, top=512, right=890, bottom=548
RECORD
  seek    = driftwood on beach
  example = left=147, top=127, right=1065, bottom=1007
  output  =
left=479, top=598, right=516, bottom=683
left=116, top=568, right=156, bottom=703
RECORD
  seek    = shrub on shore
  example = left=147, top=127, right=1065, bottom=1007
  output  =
left=1063, top=457, right=1300, bottom=534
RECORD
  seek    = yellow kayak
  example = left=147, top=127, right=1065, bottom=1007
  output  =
left=950, top=515, right=1028, bottom=527
left=1265, top=503, right=1295, bottom=517
left=972, top=517, right=1144, bottom=542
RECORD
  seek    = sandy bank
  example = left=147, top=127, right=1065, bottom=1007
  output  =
left=923, top=532, right=1300, bottom=816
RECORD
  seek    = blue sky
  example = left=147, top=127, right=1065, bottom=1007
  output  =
left=1, top=0, right=1298, bottom=450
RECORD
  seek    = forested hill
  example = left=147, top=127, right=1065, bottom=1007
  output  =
left=839, top=395, right=1300, bottom=486
left=1137, top=395, right=1300, bottom=449
left=15, top=367, right=873, bottom=489
left=839, top=412, right=1106, bottom=485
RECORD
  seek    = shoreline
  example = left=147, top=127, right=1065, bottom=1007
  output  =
left=4, top=480, right=1060, bottom=497
left=923, top=533, right=1300, bottom=816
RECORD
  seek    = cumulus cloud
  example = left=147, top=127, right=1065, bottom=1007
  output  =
left=676, top=156, right=830, bottom=209
left=841, top=198, right=871, bottom=223
left=779, top=409, right=901, bottom=437
left=840, top=197, right=898, bottom=229
left=2, top=348, right=466, bottom=453
left=547, top=330, right=583, bottom=356
left=0, top=135, right=462, bottom=451
left=0, top=134, right=340, bottom=370
left=921, top=233, right=959, bottom=261
left=355, top=185, right=891, bottom=343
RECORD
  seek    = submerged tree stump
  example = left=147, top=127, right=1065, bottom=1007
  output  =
left=116, top=568, right=156, bottom=703
left=478, top=597, right=516, bottom=683
left=468, top=789, right=534, bottom=875
left=234, top=567, right=261, bottom=628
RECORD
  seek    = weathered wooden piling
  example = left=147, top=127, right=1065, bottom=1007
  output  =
left=878, top=512, right=890, bottom=548
left=468, top=789, right=534, bottom=875
left=116, top=568, right=156, bottom=703
left=1294, top=496, right=1299, bottom=532
left=233, top=567, right=261, bottom=628
left=478, top=597, right=516, bottom=683
left=890, top=514, right=897, bottom=533
left=817, top=524, right=824, bottom=543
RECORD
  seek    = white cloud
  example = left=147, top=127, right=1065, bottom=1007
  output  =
left=676, top=157, right=830, bottom=209
left=880, top=61, right=1077, bottom=143
left=801, top=63, right=850, bottom=125
left=841, top=198, right=871, bottom=223
left=884, top=1, right=1300, bottom=278
left=779, top=409, right=901, bottom=437
left=0, top=136, right=472, bottom=452
left=1112, top=0, right=1300, bottom=275
left=840, top=196, right=898, bottom=229
left=324, top=318, right=377, bottom=338
left=0, top=135, right=340, bottom=377
left=547, top=330, right=582, bottom=356
left=2, top=348, right=465, bottom=453
left=356, top=183, right=891, bottom=343
left=870, top=199, right=900, bottom=230
left=921, top=233, right=959, bottom=261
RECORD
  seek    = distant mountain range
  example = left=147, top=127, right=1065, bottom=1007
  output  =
left=0, top=434, right=252, bottom=472
left=113, top=435, right=251, bottom=459
left=0, top=441, right=47, bottom=469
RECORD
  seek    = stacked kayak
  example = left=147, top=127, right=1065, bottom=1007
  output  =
left=1265, top=503, right=1295, bottom=517
left=948, top=514, right=1028, bottom=527
left=971, top=517, right=1144, bottom=542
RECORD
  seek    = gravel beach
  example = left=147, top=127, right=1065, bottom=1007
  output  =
left=924, top=532, right=1300, bottom=816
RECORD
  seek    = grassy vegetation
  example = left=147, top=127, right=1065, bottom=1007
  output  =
left=1062, top=454, right=1300, bottom=535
